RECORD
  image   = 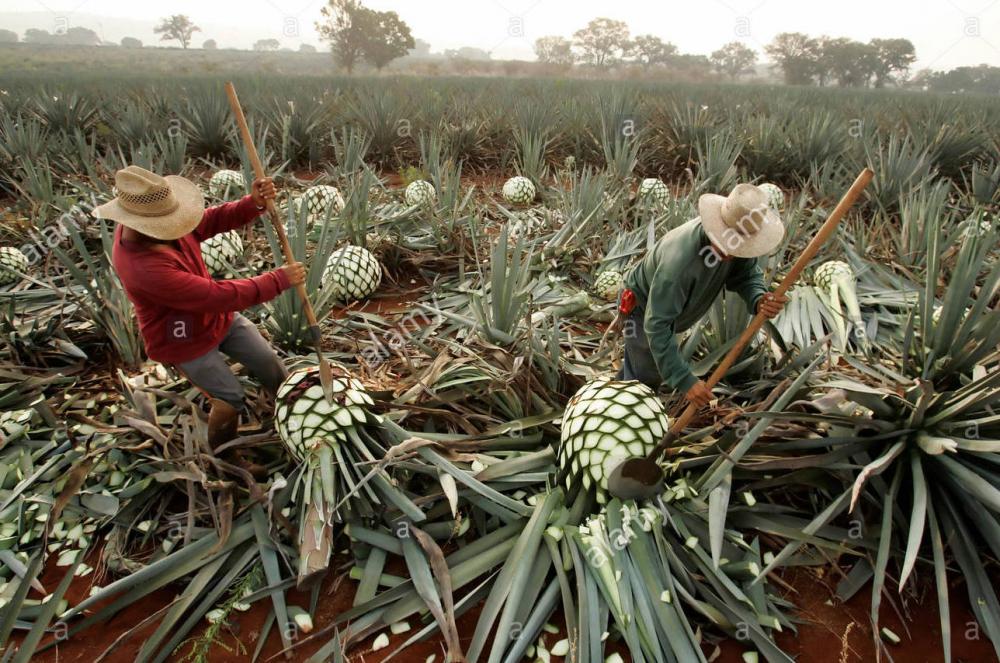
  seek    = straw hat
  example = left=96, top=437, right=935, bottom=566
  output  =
left=698, top=183, right=784, bottom=258
left=93, top=166, right=205, bottom=240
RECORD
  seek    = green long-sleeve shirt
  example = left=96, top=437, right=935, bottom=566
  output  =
left=624, top=219, right=767, bottom=392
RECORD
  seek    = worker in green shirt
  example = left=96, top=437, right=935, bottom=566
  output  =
left=617, top=183, right=788, bottom=407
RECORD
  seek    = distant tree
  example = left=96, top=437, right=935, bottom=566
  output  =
left=361, top=9, right=414, bottom=70
left=120, top=36, right=142, bottom=48
left=254, top=38, right=281, bottom=51
left=820, top=38, right=878, bottom=87
left=316, top=0, right=371, bottom=73
left=710, top=41, right=757, bottom=79
left=24, top=28, right=55, bottom=44
left=299, top=43, right=317, bottom=52
left=630, top=35, right=677, bottom=67
left=928, top=64, right=1000, bottom=95
left=906, top=68, right=935, bottom=91
left=62, top=27, right=101, bottom=46
left=809, top=36, right=835, bottom=86
left=765, top=32, right=819, bottom=85
left=573, top=17, right=630, bottom=67
left=202, top=39, right=217, bottom=49
left=0, top=29, right=18, bottom=44
left=669, top=53, right=714, bottom=80
left=154, top=14, right=200, bottom=49
left=534, top=36, right=575, bottom=66
left=409, top=38, right=432, bottom=57
left=869, top=38, right=916, bottom=87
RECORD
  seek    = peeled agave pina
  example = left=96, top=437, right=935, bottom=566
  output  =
left=502, top=176, right=536, bottom=205
left=200, top=230, right=243, bottom=276
left=297, top=185, right=345, bottom=222
left=559, top=378, right=669, bottom=504
left=275, top=366, right=380, bottom=461
left=593, top=270, right=623, bottom=302
left=637, top=178, right=670, bottom=207
left=323, top=245, right=382, bottom=302
left=757, top=182, right=784, bottom=211
left=208, top=169, right=245, bottom=198
left=275, top=365, right=381, bottom=578
left=0, top=247, right=28, bottom=286
left=404, top=179, right=436, bottom=207
left=814, top=260, right=865, bottom=348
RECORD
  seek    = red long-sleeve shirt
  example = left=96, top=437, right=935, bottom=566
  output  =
left=112, top=195, right=291, bottom=364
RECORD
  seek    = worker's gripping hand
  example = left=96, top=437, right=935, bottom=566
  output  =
left=252, top=177, right=277, bottom=208
left=757, top=292, right=788, bottom=319
left=281, top=262, right=307, bottom=287
left=684, top=380, right=713, bottom=409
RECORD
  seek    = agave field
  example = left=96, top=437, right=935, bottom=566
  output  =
left=0, top=74, right=998, bottom=662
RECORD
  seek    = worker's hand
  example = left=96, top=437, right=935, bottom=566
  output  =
left=684, top=380, right=713, bottom=409
left=251, top=177, right=277, bottom=208
left=281, top=262, right=307, bottom=286
left=757, top=292, right=788, bottom=319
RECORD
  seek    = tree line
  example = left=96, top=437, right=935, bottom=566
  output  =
left=534, top=19, right=759, bottom=80
left=3, top=9, right=997, bottom=93
left=765, top=33, right=915, bottom=87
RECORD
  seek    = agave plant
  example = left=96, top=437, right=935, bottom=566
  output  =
left=751, top=233, right=1000, bottom=659
left=49, top=218, right=144, bottom=367
left=260, top=200, right=342, bottom=351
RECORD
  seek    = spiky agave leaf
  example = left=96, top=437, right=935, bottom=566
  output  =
left=558, top=378, right=669, bottom=505
left=570, top=500, right=794, bottom=662
left=751, top=370, right=1000, bottom=662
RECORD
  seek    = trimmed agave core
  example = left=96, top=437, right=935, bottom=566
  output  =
left=208, top=170, right=245, bottom=198
left=323, top=245, right=382, bottom=302
left=559, top=378, right=669, bottom=503
left=593, top=270, right=624, bottom=302
left=298, top=185, right=345, bottom=220
left=404, top=180, right=436, bottom=206
left=502, top=176, right=536, bottom=205
left=275, top=366, right=380, bottom=460
left=200, top=230, right=243, bottom=275
left=0, top=247, right=28, bottom=286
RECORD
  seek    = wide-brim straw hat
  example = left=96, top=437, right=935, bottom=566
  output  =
left=93, top=165, right=205, bottom=240
left=698, top=183, right=785, bottom=259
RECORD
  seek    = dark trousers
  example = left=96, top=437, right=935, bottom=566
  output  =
left=615, top=304, right=663, bottom=390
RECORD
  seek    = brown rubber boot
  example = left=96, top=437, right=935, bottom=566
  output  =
left=207, top=399, right=267, bottom=480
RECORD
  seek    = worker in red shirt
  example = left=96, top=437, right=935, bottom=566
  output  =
left=95, top=165, right=306, bottom=477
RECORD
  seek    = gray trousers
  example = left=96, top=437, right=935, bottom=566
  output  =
left=176, top=314, right=287, bottom=411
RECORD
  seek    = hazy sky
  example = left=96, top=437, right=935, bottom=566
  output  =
left=3, top=0, right=999, bottom=70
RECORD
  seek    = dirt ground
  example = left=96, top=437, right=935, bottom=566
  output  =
left=20, top=546, right=999, bottom=663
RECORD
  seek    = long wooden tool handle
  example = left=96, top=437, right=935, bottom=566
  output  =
left=653, top=167, right=874, bottom=453
left=224, top=82, right=320, bottom=329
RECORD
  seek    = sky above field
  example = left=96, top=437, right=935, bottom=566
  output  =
left=3, top=0, right=999, bottom=70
